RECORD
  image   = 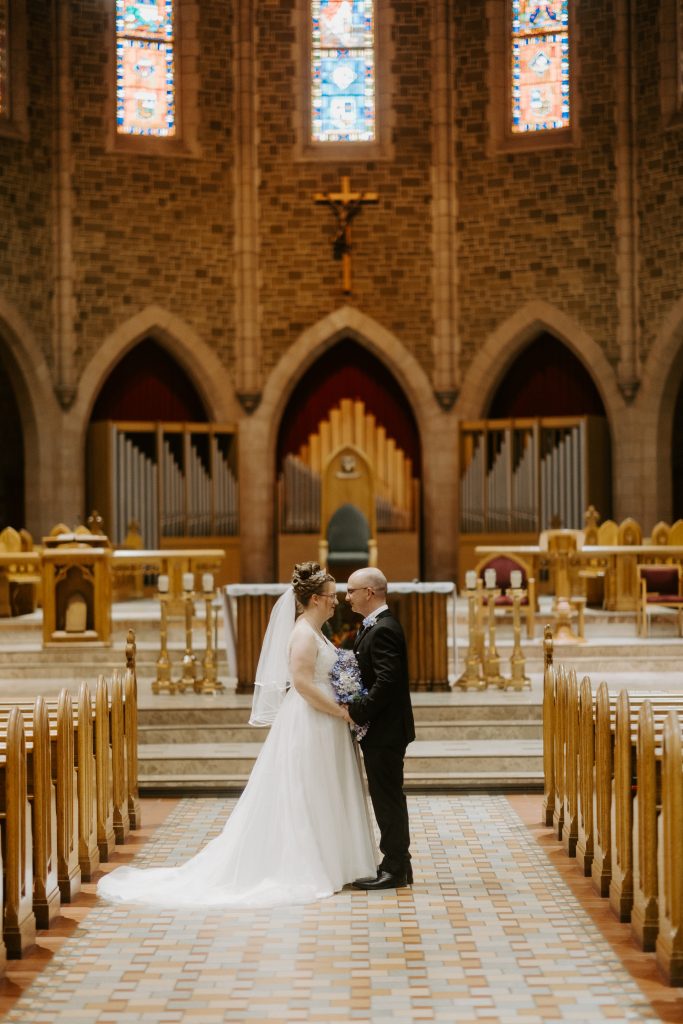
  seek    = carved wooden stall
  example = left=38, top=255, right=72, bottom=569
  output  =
left=41, top=526, right=112, bottom=646
left=87, top=421, right=240, bottom=586
left=277, top=399, right=420, bottom=582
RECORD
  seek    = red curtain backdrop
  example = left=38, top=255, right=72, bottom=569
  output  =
left=487, top=334, right=606, bottom=418
left=277, top=339, right=421, bottom=473
left=90, top=338, right=207, bottom=422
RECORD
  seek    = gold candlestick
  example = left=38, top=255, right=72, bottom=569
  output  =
left=507, top=588, right=531, bottom=691
left=177, top=590, right=196, bottom=693
left=152, top=592, right=175, bottom=695
left=456, top=588, right=486, bottom=690
left=195, top=592, right=225, bottom=694
left=484, top=587, right=506, bottom=688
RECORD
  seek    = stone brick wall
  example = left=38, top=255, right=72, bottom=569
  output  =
left=0, top=4, right=55, bottom=365
left=0, top=0, right=680, bottom=401
left=256, top=0, right=435, bottom=376
left=457, top=0, right=621, bottom=374
left=635, top=1, right=683, bottom=363
left=69, top=0, right=235, bottom=373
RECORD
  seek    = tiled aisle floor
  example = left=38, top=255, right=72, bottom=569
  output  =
left=0, top=795, right=678, bottom=1024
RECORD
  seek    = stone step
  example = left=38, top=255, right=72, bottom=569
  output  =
left=138, top=739, right=543, bottom=779
left=138, top=718, right=543, bottom=744
left=138, top=770, right=544, bottom=793
left=136, top=699, right=543, bottom=727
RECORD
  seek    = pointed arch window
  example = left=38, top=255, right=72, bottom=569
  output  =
left=0, top=0, right=8, bottom=119
left=0, top=0, right=27, bottom=140
left=510, top=1, right=570, bottom=134
left=660, top=0, right=683, bottom=126
left=310, top=0, right=376, bottom=143
left=116, top=1, right=176, bottom=137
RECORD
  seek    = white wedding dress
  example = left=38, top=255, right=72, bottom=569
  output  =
left=97, top=622, right=378, bottom=909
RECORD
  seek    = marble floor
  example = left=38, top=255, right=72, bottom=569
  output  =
left=1, top=794, right=682, bottom=1024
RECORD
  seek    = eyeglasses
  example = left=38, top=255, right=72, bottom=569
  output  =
left=347, top=586, right=373, bottom=595
left=319, top=592, right=337, bottom=600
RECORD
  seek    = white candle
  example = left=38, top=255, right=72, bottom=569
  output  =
left=484, top=568, right=497, bottom=589
left=158, top=574, right=169, bottom=593
left=510, top=569, right=523, bottom=590
left=202, top=572, right=214, bottom=594
left=182, top=572, right=194, bottom=593
left=465, top=570, right=477, bottom=590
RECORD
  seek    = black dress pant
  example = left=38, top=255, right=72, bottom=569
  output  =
left=362, top=745, right=411, bottom=877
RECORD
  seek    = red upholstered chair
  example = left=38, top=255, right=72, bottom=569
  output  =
left=637, top=565, right=683, bottom=636
left=473, top=554, right=537, bottom=638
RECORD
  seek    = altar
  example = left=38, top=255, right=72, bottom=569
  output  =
left=222, top=582, right=455, bottom=694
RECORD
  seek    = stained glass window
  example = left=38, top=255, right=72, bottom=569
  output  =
left=311, top=0, right=376, bottom=142
left=511, top=1, right=570, bottom=133
left=116, top=1, right=176, bottom=136
left=0, top=0, right=8, bottom=118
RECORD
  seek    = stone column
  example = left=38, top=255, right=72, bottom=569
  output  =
left=430, top=0, right=459, bottom=412
left=233, top=0, right=262, bottom=413
left=53, top=0, right=76, bottom=410
left=614, top=0, right=640, bottom=402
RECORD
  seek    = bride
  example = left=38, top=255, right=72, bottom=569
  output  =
left=97, top=562, right=378, bottom=908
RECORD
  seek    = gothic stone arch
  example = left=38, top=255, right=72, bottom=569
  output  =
left=64, top=305, right=239, bottom=525
left=240, top=305, right=457, bottom=581
left=0, top=297, right=61, bottom=537
left=636, top=296, right=683, bottom=525
left=457, top=299, right=626, bottom=521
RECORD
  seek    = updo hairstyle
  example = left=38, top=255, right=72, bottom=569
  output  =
left=291, top=561, right=335, bottom=607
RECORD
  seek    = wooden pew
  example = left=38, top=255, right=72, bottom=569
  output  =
left=125, top=629, right=141, bottom=830
left=0, top=708, right=36, bottom=957
left=656, top=710, right=683, bottom=986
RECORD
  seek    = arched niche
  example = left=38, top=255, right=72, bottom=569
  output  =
left=275, top=337, right=422, bottom=581
left=487, top=332, right=606, bottom=418
left=90, top=337, right=208, bottom=422
left=0, top=351, right=25, bottom=528
left=276, top=337, right=420, bottom=474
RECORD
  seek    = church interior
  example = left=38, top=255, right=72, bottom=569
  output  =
left=0, top=0, right=683, bottom=1020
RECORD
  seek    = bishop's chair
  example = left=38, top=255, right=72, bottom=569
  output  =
left=318, top=445, right=378, bottom=572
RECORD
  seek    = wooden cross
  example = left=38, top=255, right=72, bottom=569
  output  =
left=314, top=175, right=378, bottom=294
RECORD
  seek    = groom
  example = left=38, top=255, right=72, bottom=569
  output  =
left=345, top=568, right=415, bottom=889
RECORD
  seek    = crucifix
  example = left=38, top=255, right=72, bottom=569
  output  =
left=314, top=175, right=378, bottom=294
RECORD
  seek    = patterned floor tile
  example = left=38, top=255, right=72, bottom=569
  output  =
left=3, top=796, right=659, bottom=1023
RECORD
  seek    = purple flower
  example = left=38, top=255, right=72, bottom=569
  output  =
left=330, top=648, right=369, bottom=741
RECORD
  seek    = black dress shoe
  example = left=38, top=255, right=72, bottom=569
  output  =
left=352, top=870, right=408, bottom=890
left=353, top=871, right=381, bottom=886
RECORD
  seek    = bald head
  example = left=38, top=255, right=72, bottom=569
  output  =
left=349, top=567, right=387, bottom=592
left=345, top=567, right=388, bottom=618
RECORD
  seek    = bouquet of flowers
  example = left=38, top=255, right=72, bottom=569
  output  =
left=330, top=648, right=369, bottom=741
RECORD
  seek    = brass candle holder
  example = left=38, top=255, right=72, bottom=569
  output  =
left=506, top=587, right=531, bottom=691
left=483, top=586, right=506, bottom=688
left=195, top=575, right=225, bottom=695
left=152, top=582, right=175, bottom=695
left=456, top=583, right=486, bottom=690
left=177, top=576, right=197, bottom=694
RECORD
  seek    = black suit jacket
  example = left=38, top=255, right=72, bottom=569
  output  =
left=348, top=609, right=415, bottom=750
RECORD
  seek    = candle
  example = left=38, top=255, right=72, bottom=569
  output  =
left=157, top=574, right=169, bottom=593
left=182, top=572, right=194, bottom=593
left=484, top=568, right=497, bottom=589
left=202, top=572, right=214, bottom=594
left=510, top=569, right=523, bottom=590
left=465, top=570, right=477, bottom=590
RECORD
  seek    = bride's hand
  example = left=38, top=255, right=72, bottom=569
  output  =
left=339, top=705, right=352, bottom=725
